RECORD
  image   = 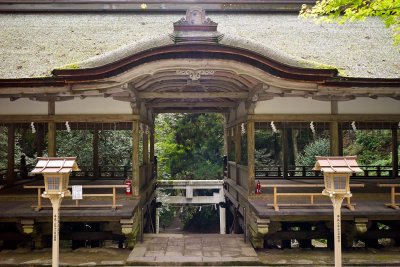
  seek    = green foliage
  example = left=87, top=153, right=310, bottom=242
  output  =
left=98, top=130, right=132, bottom=166
left=296, top=138, right=330, bottom=166
left=155, top=113, right=224, bottom=180
left=181, top=205, right=220, bottom=232
left=155, top=113, right=224, bottom=230
left=300, top=0, right=400, bottom=45
left=255, top=129, right=280, bottom=167
left=57, top=130, right=93, bottom=166
left=343, top=130, right=393, bottom=165
left=56, top=130, right=132, bottom=167
left=0, top=127, right=7, bottom=170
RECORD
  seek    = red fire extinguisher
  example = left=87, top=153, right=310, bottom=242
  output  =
left=256, top=180, right=261, bottom=194
left=124, top=178, right=132, bottom=196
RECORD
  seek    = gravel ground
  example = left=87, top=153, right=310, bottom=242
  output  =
left=0, top=13, right=399, bottom=79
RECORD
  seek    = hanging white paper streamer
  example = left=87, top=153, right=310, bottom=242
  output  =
left=241, top=123, right=246, bottom=135
left=65, top=121, right=71, bottom=133
left=351, top=121, right=357, bottom=132
left=271, top=121, right=278, bottom=133
left=30, top=122, right=36, bottom=134
left=310, top=121, right=316, bottom=135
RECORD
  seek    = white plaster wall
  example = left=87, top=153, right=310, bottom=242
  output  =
left=0, top=98, right=47, bottom=114
left=338, top=97, right=400, bottom=114
left=56, top=97, right=131, bottom=114
left=255, top=97, right=331, bottom=114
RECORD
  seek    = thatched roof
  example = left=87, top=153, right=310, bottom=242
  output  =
left=0, top=13, right=399, bottom=79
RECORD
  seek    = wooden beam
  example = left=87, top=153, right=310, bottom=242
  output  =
left=235, top=124, right=241, bottom=165
left=0, top=114, right=140, bottom=123
left=154, top=109, right=229, bottom=114
left=146, top=101, right=237, bottom=108
left=330, top=122, right=340, bottom=156
left=48, top=121, right=56, bottom=157
left=132, top=120, right=140, bottom=197
left=338, top=123, right=344, bottom=156
left=143, top=127, right=149, bottom=165
left=223, top=116, right=228, bottom=156
left=392, top=124, right=399, bottom=178
left=149, top=122, right=155, bottom=176
left=138, top=92, right=248, bottom=99
left=48, top=99, right=56, bottom=157
left=7, top=124, right=15, bottom=186
left=282, top=127, right=289, bottom=179
left=48, top=99, right=55, bottom=116
left=248, top=114, right=400, bottom=122
left=247, top=121, right=255, bottom=196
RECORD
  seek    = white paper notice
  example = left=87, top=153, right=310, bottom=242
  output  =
left=72, top=185, right=83, bottom=200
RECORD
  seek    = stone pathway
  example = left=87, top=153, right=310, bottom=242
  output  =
left=127, top=233, right=260, bottom=265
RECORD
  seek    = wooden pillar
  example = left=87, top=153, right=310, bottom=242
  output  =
left=93, top=125, right=99, bottom=178
left=392, top=124, right=399, bottom=178
left=48, top=122, right=56, bottom=157
left=223, top=116, right=229, bottom=156
left=149, top=122, right=156, bottom=180
left=47, top=100, right=56, bottom=157
left=150, top=125, right=155, bottom=162
left=7, top=124, right=15, bottom=186
left=338, top=124, right=344, bottom=156
left=143, top=125, right=149, bottom=165
left=330, top=122, right=340, bottom=156
left=282, top=126, right=289, bottom=179
left=235, top=124, right=241, bottom=164
left=132, top=120, right=140, bottom=196
left=247, top=121, right=255, bottom=195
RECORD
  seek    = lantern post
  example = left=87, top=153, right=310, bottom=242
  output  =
left=314, top=156, right=362, bottom=267
left=31, top=157, right=79, bottom=267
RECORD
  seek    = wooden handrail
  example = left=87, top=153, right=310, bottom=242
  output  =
left=256, top=165, right=395, bottom=178
left=377, top=184, right=400, bottom=209
left=24, top=184, right=127, bottom=211
left=261, top=183, right=364, bottom=211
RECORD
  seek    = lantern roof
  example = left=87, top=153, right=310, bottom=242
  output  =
left=31, top=157, right=79, bottom=174
left=313, top=156, right=363, bottom=174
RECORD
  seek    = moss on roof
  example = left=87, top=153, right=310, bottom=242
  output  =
left=0, top=13, right=399, bottom=79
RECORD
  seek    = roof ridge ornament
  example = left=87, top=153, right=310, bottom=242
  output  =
left=171, top=7, right=223, bottom=43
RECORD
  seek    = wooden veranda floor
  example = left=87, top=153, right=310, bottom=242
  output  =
left=250, top=178, right=400, bottom=221
left=0, top=179, right=139, bottom=222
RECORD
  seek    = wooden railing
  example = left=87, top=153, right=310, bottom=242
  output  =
left=70, top=165, right=131, bottom=178
left=377, top=184, right=400, bottom=209
left=226, top=161, right=248, bottom=189
left=24, top=185, right=128, bottom=211
left=261, top=183, right=365, bottom=211
left=256, top=165, right=396, bottom=178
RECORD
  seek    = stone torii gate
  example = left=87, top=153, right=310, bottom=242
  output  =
left=156, top=180, right=226, bottom=234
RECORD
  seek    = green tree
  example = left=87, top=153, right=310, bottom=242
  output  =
left=296, top=138, right=330, bottom=167
left=0, top=127, right=7, bottom=171
left=300, top=0, right=400, bottom=45
left=155, top=113, right=224, bottom=231
left=155, top=113, right=224, bottom=180
left=343, top=129, right=393, bottom=165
